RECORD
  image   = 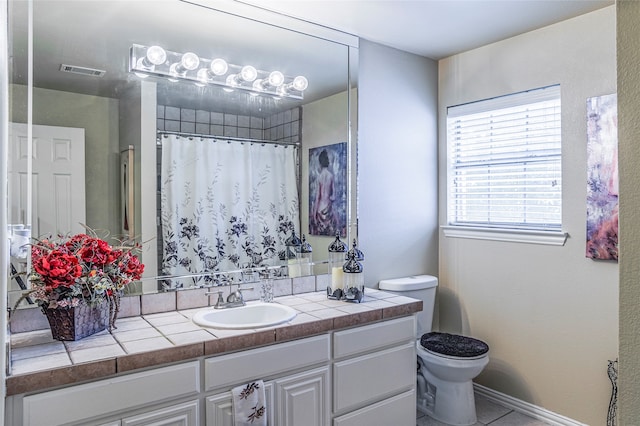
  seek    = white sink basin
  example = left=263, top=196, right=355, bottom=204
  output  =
left=192, top=303, right=297, bottom=329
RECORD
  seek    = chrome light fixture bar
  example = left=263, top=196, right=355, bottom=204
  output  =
left=129, top=44, right=308, bottom=100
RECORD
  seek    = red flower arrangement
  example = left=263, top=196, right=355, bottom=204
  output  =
left=28, top=233, right=144, bottom=312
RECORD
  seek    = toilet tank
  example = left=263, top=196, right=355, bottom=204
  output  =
left=378, top=275, right=438, bottom=336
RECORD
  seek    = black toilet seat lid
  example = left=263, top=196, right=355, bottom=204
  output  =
left=420, top=332, right=489, bottom=358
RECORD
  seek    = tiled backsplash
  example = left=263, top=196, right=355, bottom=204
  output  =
left=10, top=274, right=330, bottom=334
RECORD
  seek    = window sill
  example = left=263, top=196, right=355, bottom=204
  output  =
left=441, top=226, right=568, bottom=246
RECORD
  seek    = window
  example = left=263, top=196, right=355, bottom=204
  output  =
left=447, top=85, right=562, bottom=233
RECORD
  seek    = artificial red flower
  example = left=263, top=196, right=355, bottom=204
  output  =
left=32, top=248, right=82, bottom=288
left=28, top=233, right=144, bottom=307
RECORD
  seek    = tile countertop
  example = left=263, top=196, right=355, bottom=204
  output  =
left=7, top=289, right=422, bottom=396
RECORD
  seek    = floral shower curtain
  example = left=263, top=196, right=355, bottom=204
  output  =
left=160, top=134, right=299, bottom=288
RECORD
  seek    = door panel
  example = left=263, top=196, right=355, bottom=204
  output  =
left=9, top=123, right=86, bottom=237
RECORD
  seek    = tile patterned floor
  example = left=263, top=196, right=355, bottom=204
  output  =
left=416, top=394, right=553, bottom=425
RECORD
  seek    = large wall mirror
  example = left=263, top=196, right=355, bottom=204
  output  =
left=7, top=0, right=358, bottom=306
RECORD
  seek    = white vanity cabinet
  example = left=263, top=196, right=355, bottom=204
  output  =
left=6, top=315, right=418, bottom=426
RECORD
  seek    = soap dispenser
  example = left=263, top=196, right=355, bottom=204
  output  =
left=327, top=233, right=348, bottom=300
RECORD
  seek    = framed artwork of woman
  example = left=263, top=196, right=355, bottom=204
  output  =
left=309, top=142, right=347, bottom=237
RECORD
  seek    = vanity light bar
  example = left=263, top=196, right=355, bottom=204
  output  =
left=129, top=44, right=307, bottom=100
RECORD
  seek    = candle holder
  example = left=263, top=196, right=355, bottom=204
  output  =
left=343, top=247, right=364, bottom=303
left=300, top=234, right=313, bottom=276
left=327, top=233, right=348, bottom=300
left=285, top=231, right=303, bottom=278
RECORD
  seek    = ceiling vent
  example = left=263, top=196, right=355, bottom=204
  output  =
left=59, top=64, right=106, bottom=77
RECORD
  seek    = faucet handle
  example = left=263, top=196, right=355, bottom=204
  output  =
left=206, top=290, right=225, bottom=307
left=237, top=287, right=254, bottom=299
left=228, top=286, right=254, bottom=304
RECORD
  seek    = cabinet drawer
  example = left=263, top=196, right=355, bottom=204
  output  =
left=122, top=400, right=199, bottom=426
left=22, top=361, right=200, bottom=426
left=333, top=390, right=416, bottom=426
left=205, top=334, right=330, bottom=391
left=333, top=316, right=415, bottom=358
left=333, top=342, right=415, bottom=413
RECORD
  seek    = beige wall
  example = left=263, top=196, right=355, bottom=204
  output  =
left=438, top=7, right=617, bottom=424
left=10, top=85, right=121, bottom=241
left=617, top=1, right=640, bottom=423
left=301, top=90, right=350, bottom=268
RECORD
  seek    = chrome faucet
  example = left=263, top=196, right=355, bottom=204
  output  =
left=207, top=285, right=253, bottom=309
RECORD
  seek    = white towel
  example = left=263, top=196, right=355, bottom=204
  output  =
left=232, top=380, right=267, bottom=425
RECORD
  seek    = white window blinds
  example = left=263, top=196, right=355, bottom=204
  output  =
left=447, top=85, right=562, bottom=231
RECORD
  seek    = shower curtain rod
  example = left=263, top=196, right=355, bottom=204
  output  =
left=156, top=130, right=300, bottom=147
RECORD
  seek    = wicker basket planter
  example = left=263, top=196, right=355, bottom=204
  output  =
left=42, top=299, right=109, bottom=341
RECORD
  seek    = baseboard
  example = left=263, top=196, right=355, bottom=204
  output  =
left=473, top=383, right=588, bottom=426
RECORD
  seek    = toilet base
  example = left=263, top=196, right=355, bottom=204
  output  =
left=418, top=362, right=479, bottom=426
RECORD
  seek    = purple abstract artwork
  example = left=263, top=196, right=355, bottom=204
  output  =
left=586, top=93, right=618, bottom=261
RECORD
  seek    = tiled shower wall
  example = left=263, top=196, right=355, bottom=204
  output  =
left=156, top=105, right=301, bottom=143
left=155, top=105, right=302, bottom=284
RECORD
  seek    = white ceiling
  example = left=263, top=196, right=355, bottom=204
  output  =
left=12, top=0, right=614, bottom=115
left=240, top=0, right=614, bottom=60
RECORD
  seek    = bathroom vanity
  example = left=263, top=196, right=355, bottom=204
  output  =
left=5, top=289, right=421, bottom=426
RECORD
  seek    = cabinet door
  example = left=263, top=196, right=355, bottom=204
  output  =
left=205, top=383, right=274, bottom=426
left=121, top=400, right=199, bottom=426
left=275, top=367, right=329, bottom=426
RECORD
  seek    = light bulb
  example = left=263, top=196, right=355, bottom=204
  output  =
left=292, top=76, right=308, bottom=91
left=226, top=74, right=238, bottom=88
left=276, top=86, right=288, bottom=97
left=197, top=68, right=210, bottom=83
left=210, top=58, right=228, bottom=76
left=252, top=79, right=264, bottom=92
left=180, top=52, right=200, bottom=71
left=239, top=65, right=257, bottom=82
left=136, top=45, right=167, bottom=72
left=169, top=52, right=200, bottom=77
left=267, top=71, right=285, bottom=87
left=146, top=46, right=167, bottom=66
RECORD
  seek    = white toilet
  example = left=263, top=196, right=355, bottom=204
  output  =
left=378, top=275, right=489, bottom=426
